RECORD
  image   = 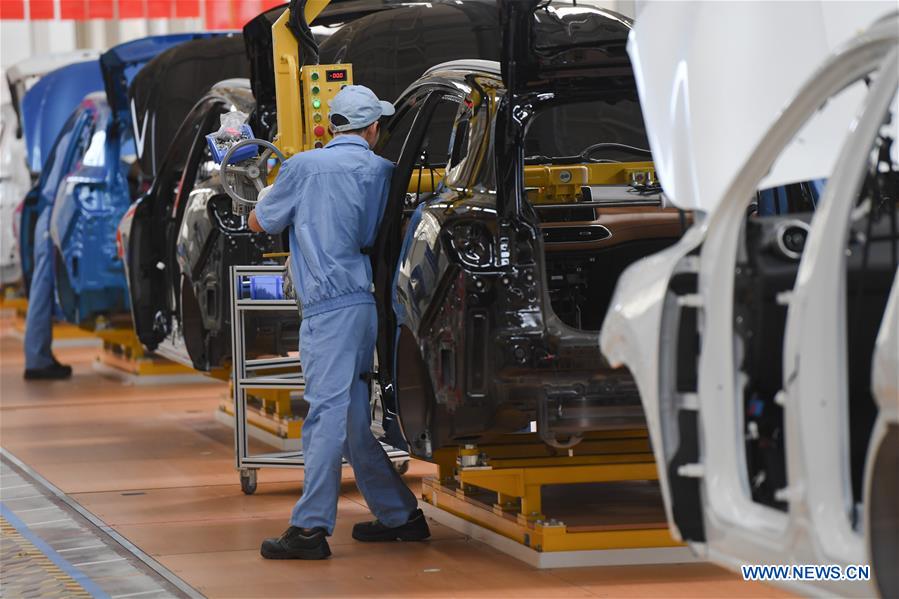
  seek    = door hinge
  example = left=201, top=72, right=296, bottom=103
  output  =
left=774, top=485, right=803, bottom=503
left=677, top=294, right=702, bottom=308
left=679, top=393, right=699, bottom=410
left=681, top=255, right=701, bottom=272
left=677, top=463, right=705, bottom=478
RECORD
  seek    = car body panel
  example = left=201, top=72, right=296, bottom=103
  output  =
left=21, top=61, right=103, bottom=179
left=20, top=60, right=104, bottom=175
left=601, top=9, right=897, bottom=595
left=779, top=33, right=896, bottom=569
left=627, top=0, right=894, bottom=212
left=49, top=95, right=133, bottom=323
left=99, top=33, right=228, bottom=121
left=499, top=0, right=635, bottom=95
left=5, top=50, right=100, bottom=117
left=19, top=100, right=95, bottom=293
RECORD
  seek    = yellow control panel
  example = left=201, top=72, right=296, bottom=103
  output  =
left=299, top=64, right=354, bottom=152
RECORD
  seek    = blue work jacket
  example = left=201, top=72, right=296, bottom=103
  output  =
left=255, top=135, right=392, bottom=318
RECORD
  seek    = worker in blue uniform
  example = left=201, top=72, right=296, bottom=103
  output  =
left=250, top=85, right=430, bottom=560
left=23, top=205, right=72, bottom=380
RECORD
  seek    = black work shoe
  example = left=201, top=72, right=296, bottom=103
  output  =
left=352, top=508, right=431, bottom=542
left=260, top=526, right=331, bottom=560
left=24, top=361, right=72, bottom=381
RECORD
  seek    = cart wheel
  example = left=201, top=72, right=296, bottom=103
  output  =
left=240, top=469, right=257, bottom=495
left=394, top=460, right=410, bottom=475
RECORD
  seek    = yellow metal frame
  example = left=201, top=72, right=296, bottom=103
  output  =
left=272, top=1, right=334, bottom=158
left=220, top=387, right=303, bottom=440
left=0, top=295, right=27, bottom=312
left=93, top=328, right=217, bottom=378
left=406, top=161, right=655, bottom=203
left=524, top=161, right=656, bottom=204
left=421, top=429, right=682, bottom=553
left=8, top=303, right=98, bottom=342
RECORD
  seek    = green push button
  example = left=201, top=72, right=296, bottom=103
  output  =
left=312, top=99, right=321, bottom=109
left=311, top=85, right=320, bottom=95
left=310, top=71, right=319, bottom=81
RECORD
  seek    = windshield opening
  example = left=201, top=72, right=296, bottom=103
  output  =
left=519, top=97, right=657, bottom=206
left=524, top=96, right=650, bottom=165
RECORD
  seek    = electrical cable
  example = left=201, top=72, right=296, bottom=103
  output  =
left=288, top=0, right=321, bottom=66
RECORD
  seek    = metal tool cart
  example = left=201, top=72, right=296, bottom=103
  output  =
left=229, top=263, right=409, bottom=495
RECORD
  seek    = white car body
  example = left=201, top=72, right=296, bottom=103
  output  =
left=0, top=50, right=100, bottom=288
left=0, top=103, right=29, bottom=286
left=601, top=4, right=897, bottom=597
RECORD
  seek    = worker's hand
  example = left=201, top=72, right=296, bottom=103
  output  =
left=248, top=209, right=264, bottom=233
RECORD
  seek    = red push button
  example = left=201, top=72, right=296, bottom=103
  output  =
left=314, top=125, right=325, bottom=137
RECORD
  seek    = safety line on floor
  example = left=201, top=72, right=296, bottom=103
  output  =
left=1, top=447, right=204, bottom=599
left=1, top=503, right=108, bottom=599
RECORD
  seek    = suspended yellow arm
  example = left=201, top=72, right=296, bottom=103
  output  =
left=272, top=1, right=331, bottom=157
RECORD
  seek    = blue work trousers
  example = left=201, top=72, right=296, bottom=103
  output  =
left=290, top=303, right=417, bottom=534
left=24, top=207, right=55, bottom=369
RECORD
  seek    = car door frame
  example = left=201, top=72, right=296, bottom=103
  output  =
left=125, top=96, right=223, bottom=348
left=20, top=104, right=95, bottom=292
left=371, top=83, right=466, bottom=448
left=603, top=15, right=896, bottom=595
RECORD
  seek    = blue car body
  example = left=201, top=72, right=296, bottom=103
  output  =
left=50, top=94, right=135, bottom=323
left=18, top=61, right=104, bottom=290
left=44, top=33, right=227, bottom=325
left=20, top=60, right=104, bottom=174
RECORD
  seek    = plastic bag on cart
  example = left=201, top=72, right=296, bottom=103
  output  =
left=206, top=111, right=255, bottom=164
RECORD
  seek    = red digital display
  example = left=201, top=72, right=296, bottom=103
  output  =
left=326, top=69, right=347, bottom=82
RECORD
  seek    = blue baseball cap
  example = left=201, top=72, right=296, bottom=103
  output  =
left=328, top=85, right=395, bottom=132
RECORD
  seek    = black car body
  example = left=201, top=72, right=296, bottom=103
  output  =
left=119, top=79, right=265, bottom=369
left=370, top=2, right=689, bottom=457
left=128, top=35, right=251, bottom=183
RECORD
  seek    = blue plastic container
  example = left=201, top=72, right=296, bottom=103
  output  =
left=243, top=275, right=285, bottom=300
left=206, top=124, right=257, bottom=164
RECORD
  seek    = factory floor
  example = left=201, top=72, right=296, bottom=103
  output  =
left=0, top=317, right=789, bottom=598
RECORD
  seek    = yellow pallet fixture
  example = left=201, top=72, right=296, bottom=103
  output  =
left=421, top=429, right=682, bottom=553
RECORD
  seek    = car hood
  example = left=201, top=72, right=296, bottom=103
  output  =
left=128, top=34, right=249, bottom=178
left=627, top=1, right=896, bottom=212
left=21, top=60, right=104, bottom=173
left=6, top=50, right=100, bottom=126
left=101, top=33, right=231, bottom=126
left=500, top=0, right=634, bottom=94
left=6, top=50, right=100, bottom=88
